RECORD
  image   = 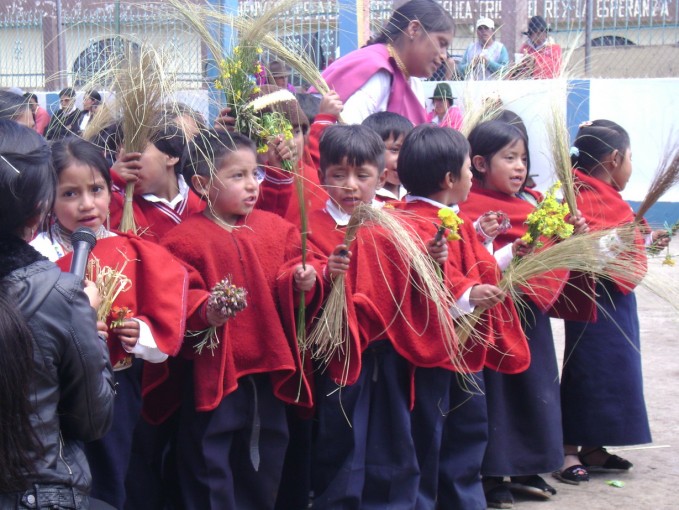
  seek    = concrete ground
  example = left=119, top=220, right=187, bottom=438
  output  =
left=518, top=256, right=679, bottom=509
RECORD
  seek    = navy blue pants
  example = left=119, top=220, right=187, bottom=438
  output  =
left=86, top=359, right=143, bottom=510
left=176, top=373, right=288, bottom=510
left=437, top=372, right=487, bottom=510
left=312, top=341, right=419, bottom=510
left=274, top=407, right=313, bottom=510
left=411, top=367, right=451, bottom=510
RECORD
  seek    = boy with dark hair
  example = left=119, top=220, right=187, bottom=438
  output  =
left=362, top=111, right=414, bottom=202
left=396, top=124, right=530, bottom=509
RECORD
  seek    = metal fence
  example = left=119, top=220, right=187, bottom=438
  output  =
left=1, top=0, right=678, bottom=91
left=0, top=12, right=44, bottom=89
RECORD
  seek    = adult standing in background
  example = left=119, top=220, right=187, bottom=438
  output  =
left=458, top=18, right=509, bottom=80
left=518, top=16, right=562, bottom=79
left=266, top=61, right=297, bottom=94
left=45, top=87, right=82, bottom=140
left=78, top=90, right=101, bottom=135
left=24, top=93, right=51, bottom=135
left=320, top=0, right=455, bottom=125
left=427, top=82, right=462, bottom=130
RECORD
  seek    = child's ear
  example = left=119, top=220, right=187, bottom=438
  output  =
left=472, top=155, right=487, bottom=174
left=166, top=155, right=180, bottom=170
left=376, top=169, right=388, bottom=190
left=440, top=171, right=455, bottom=190
left=191, top=175, right=210, bottom=198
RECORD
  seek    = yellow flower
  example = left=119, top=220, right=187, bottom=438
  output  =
left=214, top=80, right=223, bottom=90
left=234, top=46, right=240, bottom=53
left=663, top=254, right=675, bottom=266
left=257, top=145, right=268, bottom=154
left=437, top=208, right=464, bottom=242
left=521, top=232, right=533, bottom=243
left=256, top=47, right=263, bottom=54
left=253, top=86, right=261, bottom=94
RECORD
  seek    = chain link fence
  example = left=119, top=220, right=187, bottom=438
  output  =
left=1, top=0, right=677, bottom=91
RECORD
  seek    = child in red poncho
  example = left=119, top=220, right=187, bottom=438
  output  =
left=109, top=122, right=205, bottom=242
left=362, top=111, right=413, bottom=203
left=30, top=137, right=188, bottom=509
left=310, top=124, right=451, bottom=509
left=160, top=131, right=324, bottom=510
left=461, top=119, right=588, bottom=506
left=557, top=120, right=668, bottom=484
left=394, top=124, right=530, bottom=509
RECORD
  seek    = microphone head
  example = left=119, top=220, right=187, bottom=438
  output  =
left=70, top=226, right=97, bottom=250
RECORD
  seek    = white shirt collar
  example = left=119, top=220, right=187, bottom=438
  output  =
left=376, top=185, right=407, bottom=201
left=405, top=195, right=460, bottom=213
left=324, top=198, right=384, bottom=226
left=142, top=174, right=189, bottom=208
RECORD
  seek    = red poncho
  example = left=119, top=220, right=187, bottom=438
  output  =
left=394, top=200, right=530, bottom=375
left=158, top=211, right=325, bottom=415
left=109, top=172, right=205, bottom=243
left=460, top=183, right=569, bottom=313
left=56, top=233, right=188, bottom=368
left=574, top=169, right=647, bottom=294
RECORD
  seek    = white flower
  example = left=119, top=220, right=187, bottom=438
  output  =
left=246, top=89, right=296, bottom=112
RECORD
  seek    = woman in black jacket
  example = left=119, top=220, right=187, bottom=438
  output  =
left=0, top=120, right=115, bottom=509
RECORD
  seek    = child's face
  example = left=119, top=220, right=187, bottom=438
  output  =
left=477, top=139, right=527, bottom=195
left=201, top=148, right=260, bottom=226
left=383, top=134, right=404, bottom=187
left=320, top=157, right=386, bottom=215
left=136, top=142, right=179, bottom=197
left=449, top=155, right=473, bottom=203
left=293, top=126, right=305, bottom=163
left=53, top=163, right=111, bottom=234
left=611, top=147, right=632, bottom=191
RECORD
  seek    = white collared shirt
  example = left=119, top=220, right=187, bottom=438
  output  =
left=142, top=174, right=190, bottom=209
left=405, top=196, right=474, bottom=317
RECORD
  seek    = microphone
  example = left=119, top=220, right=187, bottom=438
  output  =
left=69, top=227, right=97, bottom=280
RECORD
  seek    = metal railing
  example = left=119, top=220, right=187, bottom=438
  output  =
left=1, top=0, right=677, bottom=91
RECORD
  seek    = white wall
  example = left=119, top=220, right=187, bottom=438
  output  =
left=424, top=78, right=679, bottom=201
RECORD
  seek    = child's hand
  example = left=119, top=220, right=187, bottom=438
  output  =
left=293, top=264, right=317, bottom=292
left=652, top=229, right=670, bottom=248
left=512, top=238, right=533, bottom=258
left=97, top=321, right=108, bottom=340
left=112, top=150, right=143, bottom=184
left=83, top=280, right=101, bottom=309
left=427, top=237, right=448, bottom=265
left=327, top=244, right=351, bottom=279
left=469, top=284, right=506, bottom=309
left=567, top=214, right=589, bottom=235
left=477, top=212, right=501, bottom=241
left=206, top=303, right=229, bottom=327
left=319, top=91, right=343, bottom=117
left=266, top=135, right=297, bottom=169
left=112, top=319, right=140, bottom=349
left=214, top=107, right=236, bottom=132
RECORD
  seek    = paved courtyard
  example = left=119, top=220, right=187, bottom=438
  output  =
left=520, top=256, right=679, bottom=509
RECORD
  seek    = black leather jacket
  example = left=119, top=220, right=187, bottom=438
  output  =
left=2, top=247, right=115, bottom=497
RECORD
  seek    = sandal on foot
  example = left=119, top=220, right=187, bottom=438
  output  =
left=507, top=475, right=557, bottom=500
left=552, top=465, right=589, bottom=485
left=579, top=447, right=633, bottom=472
left=485, top=484, right=514, bottom=509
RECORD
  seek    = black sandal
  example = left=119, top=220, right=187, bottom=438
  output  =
left=579, top=447, right=633, bottom=472
left=507, top=475, right=557, bottom=499
left=552, top=464, right=589, bottom=485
